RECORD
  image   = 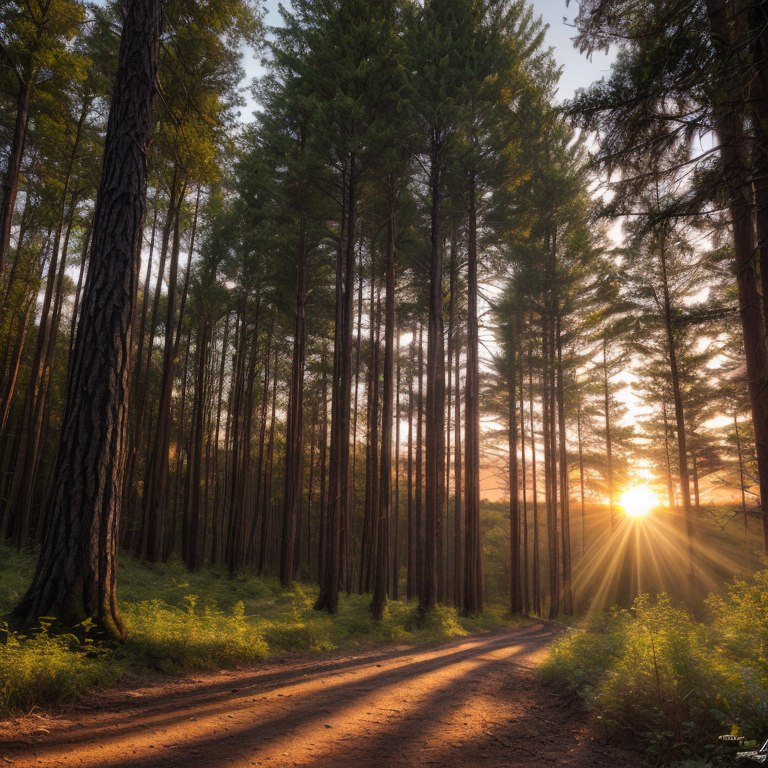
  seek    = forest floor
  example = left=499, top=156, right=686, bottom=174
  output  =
left=0, top=622, right=645, bottom=768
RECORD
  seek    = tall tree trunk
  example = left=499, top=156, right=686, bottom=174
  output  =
left=528, top=340, right=541, bottom=616
left=280, top=216, right=307, bottom=588
left=415, top=324, right=425, bottom=600
left=360, top=270, right=380, bottom=594
left=555, top=299, right=573, bottom=615
left=463, top=171, right=482, bottom=615
left=659, top=231, right=696, bottom=593
left=602, top=338, right=615, bottom=530
left=140, top=182, right=187, bottom=562
left=316, top=158, right=356, bottom=613
left=209, top=313, right=230, bottom=564
left=406, top=333, right=416, bottom=600
left=317, top=340, right=329, bottom=582
left=392, top=329, right=401, bottom=600
left=373, top=189, right=396, bottom=619
left=519, top=362, right=530, bottom=615
left=508, top=363, right=522, bottom=613
left=183, top=320, right=210, bottom=570
left=422, top=131, right=445, bottom=615
left=453, top=299, right=463, bottom=609
left=576, top=403, right=586, bottom=557
left=12, top=0, right=161, bottom=636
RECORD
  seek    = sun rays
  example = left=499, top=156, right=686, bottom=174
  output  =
left=620, top=485, right=659, bottom=519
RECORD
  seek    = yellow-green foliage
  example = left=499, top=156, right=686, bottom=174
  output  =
left=543, top=584, right=768, bottom=764
left=122, top=597, right=269, bottom=672
left=0, top=545, right=521, bottom=716
left=0, top=620, right=117, bottom=713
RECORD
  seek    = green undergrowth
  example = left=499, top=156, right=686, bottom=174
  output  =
left=541, top=574, right=768, bottom=766
left=0, top=545, right=522, bottom=716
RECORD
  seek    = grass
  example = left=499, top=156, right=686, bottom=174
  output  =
left=0, top=545, right=523, bottom=716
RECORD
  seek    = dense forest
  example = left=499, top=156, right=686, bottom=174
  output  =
left=0, top=0, right=764, bottom=638
left=5, top=1, right=768, bottom=765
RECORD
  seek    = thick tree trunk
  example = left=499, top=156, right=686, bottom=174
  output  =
left=453, top=298, right=463, bottom=609
left=12, top=0, right=161, bottom=637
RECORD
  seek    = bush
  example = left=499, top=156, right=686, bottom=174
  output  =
left=0, top=620, right=116, bottom=714
left=542, top=594, right=749, bottom=764
left=706, top=572, right=768, bottom=736
left=122, top=596, right=269, bottom=672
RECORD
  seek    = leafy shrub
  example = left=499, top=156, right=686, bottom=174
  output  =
left=0, top=620, right=115, bottom=714
left=122, top=597, right=268, bottom=672
left=541, top=610, right=627, bottom=700
left=542, top=594, right=748, bottom=763
left=706, top=572, right=768, bottom=736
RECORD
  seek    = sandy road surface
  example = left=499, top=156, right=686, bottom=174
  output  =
left=0, top=623, right=643, bottom=768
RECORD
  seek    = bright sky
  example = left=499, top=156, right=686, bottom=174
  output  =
left=530, top=0, right=615, bottom=101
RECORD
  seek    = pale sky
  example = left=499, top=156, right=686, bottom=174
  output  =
left=530, top=0, right=615, bottom=101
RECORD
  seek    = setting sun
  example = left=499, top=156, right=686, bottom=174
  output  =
left=620, top=485, right=658, bottom=518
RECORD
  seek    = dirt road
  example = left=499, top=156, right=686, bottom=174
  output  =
left=1, top=623, right=642, bottom=768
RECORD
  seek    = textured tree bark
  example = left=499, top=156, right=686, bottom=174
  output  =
left=11, top=0, right=162, bottom=638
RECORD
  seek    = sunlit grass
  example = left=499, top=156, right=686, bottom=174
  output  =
left=0, top=545, right=523, bottom=715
